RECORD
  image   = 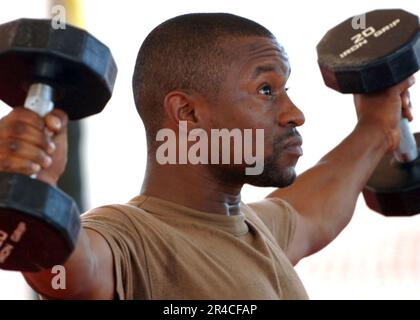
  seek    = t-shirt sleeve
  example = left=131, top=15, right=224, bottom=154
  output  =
left=246, top=197, right=298, bottom=252
left=81, top=205, right=149, bottom=300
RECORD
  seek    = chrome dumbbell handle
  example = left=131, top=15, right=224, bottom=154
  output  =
left=394, top=118, right=418, bottom=163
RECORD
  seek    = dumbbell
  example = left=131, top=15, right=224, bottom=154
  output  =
left=317, top=9, right=420, bottom=216
left=0, top=19, right=117, bottom=271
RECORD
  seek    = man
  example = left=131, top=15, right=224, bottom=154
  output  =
left=0, top=13, right=414, bottom=299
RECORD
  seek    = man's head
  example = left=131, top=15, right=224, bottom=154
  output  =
left=133, top=13, right=305, bottom=188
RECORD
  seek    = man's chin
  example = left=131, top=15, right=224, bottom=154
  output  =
left=246, top=166, right=297, bottom=188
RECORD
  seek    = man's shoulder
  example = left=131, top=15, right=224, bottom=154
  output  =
left=82, top=195, right=148, bottom=219
left=243, top=197, right=295, bottom=217
left=241, top=198, right=292, bottom=232
left=242, top=197, right=299, bottom=251
left=81, top=197, right=155, bottom=234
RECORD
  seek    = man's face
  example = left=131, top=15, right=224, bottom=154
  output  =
left=207, top=36, right=305, bottom=188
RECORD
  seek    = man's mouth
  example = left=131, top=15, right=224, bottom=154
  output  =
left=282, top=135, right=303, bottom=156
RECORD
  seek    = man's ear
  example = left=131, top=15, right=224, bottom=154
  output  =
left=163, top=91, right=198, bottom=127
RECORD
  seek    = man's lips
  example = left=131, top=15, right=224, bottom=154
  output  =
left=282, top=135, right=303, bottom=156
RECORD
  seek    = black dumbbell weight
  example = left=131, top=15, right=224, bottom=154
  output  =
left=317, top=9, right=420, bottom=216
left=0, top=19, right=117, bottom=271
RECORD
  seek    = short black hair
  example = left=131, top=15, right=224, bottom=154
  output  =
left=132, top=13, right=274, bottom=143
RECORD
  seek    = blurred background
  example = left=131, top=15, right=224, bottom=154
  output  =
left=0, top=0, right=419, bottom=299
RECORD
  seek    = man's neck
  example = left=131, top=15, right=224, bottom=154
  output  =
left=140, top=162, right=243, bottom=216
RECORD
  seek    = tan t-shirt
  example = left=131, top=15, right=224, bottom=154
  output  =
left=81, top=195, right=308, bottom=300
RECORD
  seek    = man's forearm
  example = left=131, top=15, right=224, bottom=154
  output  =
left=269, top=122, right=389, bottom=249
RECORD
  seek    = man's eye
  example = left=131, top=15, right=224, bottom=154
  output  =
left=258, top=85, right=272, bottom=96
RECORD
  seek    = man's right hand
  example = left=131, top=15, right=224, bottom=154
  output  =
left=353, top=76, right=416, bottom=153
left=0, top=107, right=68, bottom=186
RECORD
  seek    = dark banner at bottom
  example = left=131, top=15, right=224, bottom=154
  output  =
left=0, top=300, right=414, bottom=319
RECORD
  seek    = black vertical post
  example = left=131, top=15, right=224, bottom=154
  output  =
left=57, top=121, right=85, bottom=212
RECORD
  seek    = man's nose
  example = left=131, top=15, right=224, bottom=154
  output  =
left=277, top=96, right=305, bottom=128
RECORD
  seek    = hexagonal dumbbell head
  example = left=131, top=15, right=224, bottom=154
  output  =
left=362, top=133, right=420, bottom=216
left=0, top=18, right=117, bottom=119
left=317, top=9, right=420, bottom=93
left=0, top=173, right=80, bottom=271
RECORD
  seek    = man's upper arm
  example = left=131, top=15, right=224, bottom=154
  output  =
left=82, top=228, right=115, bottom=299
left=45, top=228, right=115, bottom=299
left=81, top=207, right=131, bottom=300
left=81, top=205, right=151, bottom=300
left=283, top=212, right=317, bottom=265
left=23, top=224, right=115, bottom=300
